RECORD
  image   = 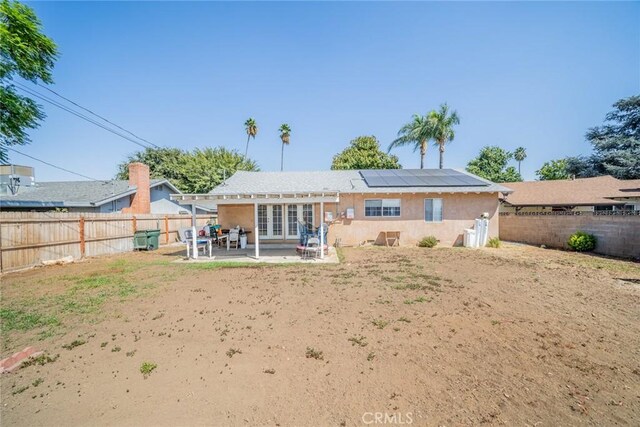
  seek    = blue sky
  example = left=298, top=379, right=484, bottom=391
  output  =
left=12, top=1, right=640, bottom=182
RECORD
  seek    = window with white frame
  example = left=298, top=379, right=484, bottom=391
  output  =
left=424, top=198, right=443, bottom=222
left=365, top=199, right=401, bottom=217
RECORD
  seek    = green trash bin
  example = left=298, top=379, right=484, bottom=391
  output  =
left=145, top=229, right=161, bottom=250
left=133, top=229, right=161, bottom=251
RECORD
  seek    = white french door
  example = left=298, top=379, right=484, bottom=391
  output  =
left=286, top=204, right=314, bottom=240
left=257, top=204, right=284, bottom=239
left=258, top=203, right=314, bottom=240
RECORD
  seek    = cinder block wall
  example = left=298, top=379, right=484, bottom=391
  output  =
left=499, top=214, right=640, bottom=259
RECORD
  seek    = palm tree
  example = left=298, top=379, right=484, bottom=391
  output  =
left=514, top=147, right=527, bottom=174
left=243, top=118, right=258, bottom=158
left=429, top=103, right=460, bottom=169
left=388, top=114, right=434, bottom=169
left=279, top=123, right=291, bottom=171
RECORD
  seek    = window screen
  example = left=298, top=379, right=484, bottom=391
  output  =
left=365, top=199, right=400, bottom=217
left=425, top=198, right=443, bottom=222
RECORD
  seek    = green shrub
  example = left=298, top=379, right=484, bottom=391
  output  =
left=487, top=237, right=501, bottom=248
left=567, top=231, right=597, bottom=252
left=418, top=236, right=438, bottom=248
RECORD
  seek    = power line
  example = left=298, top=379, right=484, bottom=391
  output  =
left=2, top=146, right=104, bottom=182
left=30, top=82, right=160, bottom=148
left=12, top=83, right=155, bottom=151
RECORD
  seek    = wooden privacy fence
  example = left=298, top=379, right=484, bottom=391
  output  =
left=0, top=212, right=212, bottom=273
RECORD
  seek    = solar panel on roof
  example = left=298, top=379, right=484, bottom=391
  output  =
left=359, top=169, right=488, bottom=188
left=363, top=176, right=387, bottom=187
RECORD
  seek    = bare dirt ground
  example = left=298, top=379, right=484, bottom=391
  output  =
left=1, top=244, right=639, bottom=426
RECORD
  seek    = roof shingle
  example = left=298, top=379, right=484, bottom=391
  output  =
left=1, top=179, right=175, bottom=207
left=210, top=169, right=511, bottom=195
left=502, top=176, right=640, bottom=207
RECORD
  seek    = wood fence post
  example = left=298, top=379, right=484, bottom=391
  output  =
left=164, top=215, right=169, bottom=244
left=132, top=216, right=137, bottom=233
left=79, top=216, right=86, bottom=258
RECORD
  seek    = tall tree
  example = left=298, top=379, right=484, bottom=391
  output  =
left=513, top=147, right=527, bottom=174
left=466, top=146, right=522, bottom=183
left=332, top=136, right=401, bottom=170
left=388, top=114, right=433, bottom=169
left=279, top=123, right=291, bottom=171
left=566, top=95, right=640, bottom=179
left=429, top=103, right=460, bottom=169
left=536, top=159, right=570, bottom=181
left=116, top=146, right=258, bottom=193
left=243, top=117, right=258, bottom=159
left=0, top=0, right=58, bottom=162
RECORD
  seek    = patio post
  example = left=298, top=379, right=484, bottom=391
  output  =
left=191, top=203, right=198, bottom=259
left=320, top=201, right=324, bottom=259
left=254, top=202, right=259, bottom=259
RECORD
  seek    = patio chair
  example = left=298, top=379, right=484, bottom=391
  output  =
left=302, top=237, right=321, bottom=260
left=317, top=223, right=328, bottom=246
left=228, top=228, right=240, bottom=250
left=209, top=224, right=222, bottom=246
left=297, top=220, right=313, bottom=246
left=184, top=229, right=212, bottom=258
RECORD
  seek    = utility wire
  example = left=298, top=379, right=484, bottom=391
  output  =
left=13, top=84, right=155, bottom=151
left=28, top=82, right=160, bottom=148
left=2, top=146, right=104, bottom=182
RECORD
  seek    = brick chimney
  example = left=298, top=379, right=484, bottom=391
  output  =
left=123, top=162, right=151, bottom=214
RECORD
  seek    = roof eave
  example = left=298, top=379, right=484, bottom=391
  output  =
left=91, top=188, right=137, bottom=206
left=151, top=179, right=182, bottom=194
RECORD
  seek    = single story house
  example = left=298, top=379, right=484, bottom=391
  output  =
left=0, top=163, right=214, bottom=215
left=500, top=176, right=640, bottom=213
left=172, top=168, right=511, bottom=250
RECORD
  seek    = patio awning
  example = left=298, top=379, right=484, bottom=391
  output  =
left=171, top=191, right=340, bottom=207
left=171, top=191, right=337, bottom=261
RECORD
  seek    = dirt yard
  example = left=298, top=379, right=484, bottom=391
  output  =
left=1, top=244, right=639, bottom=426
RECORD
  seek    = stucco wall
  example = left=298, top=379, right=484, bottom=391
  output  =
left=217, top=205, right=256, bottom=242
left=499, top=213, right=640, bottom=259
left=330, top=193, right=498, bottom=246
left=217, top=192, right=499, bottom=247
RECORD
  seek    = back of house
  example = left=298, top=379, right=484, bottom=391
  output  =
left=183, top=169, right=511, bottom=247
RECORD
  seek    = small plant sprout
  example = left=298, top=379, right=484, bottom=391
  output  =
left=372, top=319, right=389, bottom=329
left=305, top=347, right=324, bottom=360
left=140, top=362, right=157, bottom=378
left=348, top=335, right=368, bottom=347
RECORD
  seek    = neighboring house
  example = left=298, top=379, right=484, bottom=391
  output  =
left=0, top=163, right=214, bottom=215
left=500, top=176, right=640, bottom=213
left=172, top=169, right=511, bottom=246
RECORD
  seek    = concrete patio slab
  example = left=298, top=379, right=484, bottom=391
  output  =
left=172, top=245, right=339, bottom=264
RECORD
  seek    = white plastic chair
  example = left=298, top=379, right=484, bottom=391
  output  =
left=303, top=237, right=321, bottom=260
left=228, top=228, right=240, bottom=250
